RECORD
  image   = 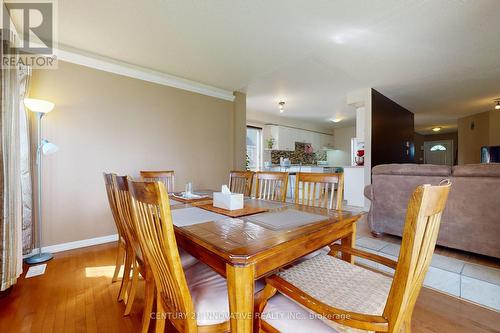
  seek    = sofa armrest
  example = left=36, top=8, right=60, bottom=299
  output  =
left=364, top=184, right=373, bottom=201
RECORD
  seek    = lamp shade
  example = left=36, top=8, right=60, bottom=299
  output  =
left=24, top=98, right=55, bottom=113
left=41, top=140, right=59, bottom=155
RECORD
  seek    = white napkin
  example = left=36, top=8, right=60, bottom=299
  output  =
left=221, top=185, right=231, bottom=194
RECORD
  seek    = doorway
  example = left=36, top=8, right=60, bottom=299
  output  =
left=424, top=140, right=454, bottom=165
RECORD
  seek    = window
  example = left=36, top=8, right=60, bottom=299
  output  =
left=430, top=144, right=447, bottom=151
left=246, top=127, right=262, bottom=171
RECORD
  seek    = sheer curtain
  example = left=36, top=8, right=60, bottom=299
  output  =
left=19, top=66, right=33, bottom=255
left=0, top=31, right=33, bottom=291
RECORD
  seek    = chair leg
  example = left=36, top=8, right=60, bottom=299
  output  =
left=118, top=248, right=133, bottom=302
left=155, top=293, right=166, bottom=333
left=112, top=241, right=125, bottom=283
left=141, top=276, right=155, bottom=333
left=124, top=259, right=139, bottom=316
left=254, top=284, right=277, bottom=333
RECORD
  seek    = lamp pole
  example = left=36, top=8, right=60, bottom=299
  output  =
left=25, top=112, right=54, bottom=264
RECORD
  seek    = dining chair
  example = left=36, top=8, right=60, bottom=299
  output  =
left=113, top=175, right=198, bottom=333
left=127, top=178, right=232, bottom=333
left=113, top=175, right=151, bottom=323
left=254, top=171, right=289, bottom=202
left=255, top=180, right=452, bottom=333
left=102, top=173, right=128, bottom=291
left=140, top=170, right=175, bottom=193
left=229, top=170, right=254, bottom=196
left=295, top=172, right=344, bottom=210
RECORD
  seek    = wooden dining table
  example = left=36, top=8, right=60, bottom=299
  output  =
left=171, top=196, right=364, bottom=333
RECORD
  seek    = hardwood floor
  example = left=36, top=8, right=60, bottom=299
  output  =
left=0, top=243, right=498, bottom=333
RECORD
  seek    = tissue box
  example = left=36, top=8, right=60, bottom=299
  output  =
left=213, top=192, right=244, bottom=210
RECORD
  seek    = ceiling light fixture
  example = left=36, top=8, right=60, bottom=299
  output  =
left=331, top=118, right=342, bottom=123
left=332, top=28, right=368, bottom=44
left=279, top=101, right=285, bottom=113
left=432, top=127, right=441, bottom=132
left=495, top=101, right=500, bottom=110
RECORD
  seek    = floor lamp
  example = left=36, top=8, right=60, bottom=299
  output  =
left=24, top=98, right=58, bottom=265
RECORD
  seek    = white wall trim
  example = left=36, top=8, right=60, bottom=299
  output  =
left=23, top=234, right=119, bottom=258
left=53, top=45, right=235, bottom=102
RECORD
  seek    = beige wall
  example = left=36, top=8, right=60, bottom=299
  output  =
left=30, top=61, right=238, bottom=246
left=327, top=126, right=355, bottom=166
left=457, top=111, right=490, bottom=164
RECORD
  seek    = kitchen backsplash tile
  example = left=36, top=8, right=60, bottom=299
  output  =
left=271, top=142, right=326, bottom=164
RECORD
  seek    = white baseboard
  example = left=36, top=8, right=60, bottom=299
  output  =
left=23, top=234, right=118, bottom=258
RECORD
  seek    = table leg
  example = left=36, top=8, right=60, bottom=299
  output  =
left=341, top=223, right=356, bottom=264
left=227, top=264, right=255, bottom=333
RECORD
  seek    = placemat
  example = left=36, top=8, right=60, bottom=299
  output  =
left=194, top=203, right=269, bottom=218
left=171, top=207, right=227, bottom=227
left=243, top=199, right=290, bottom=210
left=246, top=209, right=327, bottom=230
left=170, top=193, right=211, bottom=203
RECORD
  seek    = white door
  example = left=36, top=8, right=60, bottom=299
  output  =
left=424, top=140, right=454, bottom=165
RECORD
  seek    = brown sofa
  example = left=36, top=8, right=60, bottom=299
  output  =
left=364, top=163, right=500, bottom=258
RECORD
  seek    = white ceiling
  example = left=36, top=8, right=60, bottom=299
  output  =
left=23, top=0, right=500, bottom=133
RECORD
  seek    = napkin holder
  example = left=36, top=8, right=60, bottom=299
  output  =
left=213, top=185, right=244, bottom=211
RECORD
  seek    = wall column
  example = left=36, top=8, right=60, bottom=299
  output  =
left=233, top=91, right=247, bottom=170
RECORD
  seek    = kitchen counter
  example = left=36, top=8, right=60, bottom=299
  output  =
left=264, top=163, right=327, bottom=167
left=262, top=164, right=366, bottom=207
left=264, top=164, right=345, bottom=169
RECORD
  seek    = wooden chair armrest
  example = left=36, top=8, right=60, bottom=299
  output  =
left=266, top=275, right=389, bottom=332
left=329, top=244, right=398, bottom=269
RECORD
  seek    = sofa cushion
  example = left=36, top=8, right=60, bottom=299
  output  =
left=452, top=163, right=500, bottom=177
left=372, top=164, right=451, bottom=177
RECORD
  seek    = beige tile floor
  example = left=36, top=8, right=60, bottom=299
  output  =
left=352, top=212, right=500, bottom=311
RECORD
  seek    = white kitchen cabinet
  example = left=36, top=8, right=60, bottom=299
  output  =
left=302, top=131, right=313, bottom=145
left=264, top=125, right=293, bottom=151
left=264, top=125, right=334, bottom=151
left=311, top=133, right=322, bottom=151
left=321, top=133, right=335, bottom=149
left=263, top=125, right=278, bottom=150
left=280, top=126, right=295, bottom=151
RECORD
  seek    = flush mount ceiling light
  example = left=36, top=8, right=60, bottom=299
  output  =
left=332, top=28, right=368, bottom=44
left=432, top=127, right=441, bottom=132
left=279, top=101, right=285, bottom=113
left=331, top=118, right=342, bottom=123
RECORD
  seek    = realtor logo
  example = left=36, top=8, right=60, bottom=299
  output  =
left=1, top=1, right=57, bottom=68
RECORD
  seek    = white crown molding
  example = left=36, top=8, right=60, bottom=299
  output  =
left=23, top=234, right=118, bottom=258
left=53, top=45, right=235, bottom=102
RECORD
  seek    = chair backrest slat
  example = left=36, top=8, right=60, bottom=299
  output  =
left=103, top=173, right=127, bottom=241
left=383, top=180, right=451, bottom=332
left=113, top=175, right=143, bottom=260
left=295, top=172, right=344, bottom=210
left=128, top=179, right=197, bottom=332
left=229, top=170, right=254, bottom=196
left=254, top=172, right=288, bottom=202
left=140, top=170, right=175, bottom=193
